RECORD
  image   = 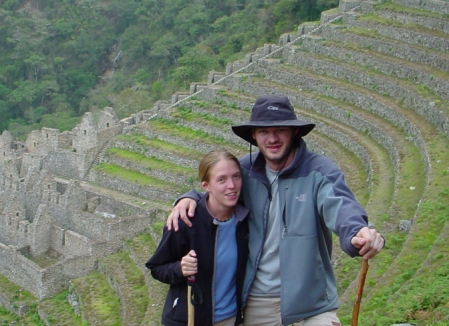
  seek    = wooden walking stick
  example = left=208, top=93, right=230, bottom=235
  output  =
left=351, top=259, right=369, bottom=326
left=187, top=276, right=195, bottom=326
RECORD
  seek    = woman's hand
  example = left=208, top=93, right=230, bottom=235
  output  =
left=181, top=250, right=197, bottom=277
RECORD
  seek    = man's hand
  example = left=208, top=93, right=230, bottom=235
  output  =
left=166, top=198, right=197, bottom=231
left=181, top=250, right=197, bottom=277
left=351, top=226, right=385, bottom=260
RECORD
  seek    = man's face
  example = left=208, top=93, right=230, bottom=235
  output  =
left=251, top=126, right=297, bottom=171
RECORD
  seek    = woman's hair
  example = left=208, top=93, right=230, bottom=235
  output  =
left=198, top=150, right=240, bottom=183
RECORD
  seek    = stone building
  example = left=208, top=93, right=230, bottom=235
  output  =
left=0, top=108, right=155, bottom=299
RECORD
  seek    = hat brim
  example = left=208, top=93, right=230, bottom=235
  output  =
left=232, top=120, right=315, bottom=146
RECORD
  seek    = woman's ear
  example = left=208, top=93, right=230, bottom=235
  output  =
left=202, top=181, right=209, bottom=192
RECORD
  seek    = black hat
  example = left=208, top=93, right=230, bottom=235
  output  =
left=232, top=94, right=315, bottom=146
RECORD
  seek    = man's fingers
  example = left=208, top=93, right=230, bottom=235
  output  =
left=166, top=198, right=196, bottom=231
left=178, top=199, right=196, bottom=227
left=352, top=227, right=385, bottom=259
left=166, top=208, right=181, bottom=231
left=187, top=203, right=196, bottom=218
left=362, top=234, right=385, bottom=259
left=351, top=236, right=366, bottom=249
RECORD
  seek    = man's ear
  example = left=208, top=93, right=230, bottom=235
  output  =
left=293, top=127, right=299, bottom=136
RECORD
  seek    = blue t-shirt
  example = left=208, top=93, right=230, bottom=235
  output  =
left=213, top=215, right=237, bottom=322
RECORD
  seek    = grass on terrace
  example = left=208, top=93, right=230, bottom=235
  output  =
left=126, top=231, right=168, bottom=325
left=147, top=118, right=248, bottom=153
left=73, top=272, right=122, bottom=325
left=374, top=0, right=449, bottom=19
left=115, top=134, right=205, bottom=160
left=105, top=147, right=196, bottom=176
left=38, top=290, right=83, bottom=326
left=0, top=275, right=43, bottom=325
left=98, top=252, right=149, bottom=325
left=93, top=163, right=188, bottom=192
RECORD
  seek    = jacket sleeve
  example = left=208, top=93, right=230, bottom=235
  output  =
left=145, top=226, right=189, bottom=285
left=316, top=164, right=368, bottom=258
left=174, top=190, right=205, bottom=206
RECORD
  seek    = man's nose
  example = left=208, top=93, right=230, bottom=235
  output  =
left=267, top=131, right=279, bottom=142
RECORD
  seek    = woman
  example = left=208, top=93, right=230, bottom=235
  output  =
left=146, top=150, right=249, bottom=326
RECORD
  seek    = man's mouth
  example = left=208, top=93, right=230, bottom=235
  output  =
left=267, top=144, right=282, bottom=151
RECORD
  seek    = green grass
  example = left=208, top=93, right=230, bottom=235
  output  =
left=115, top=134, right=205, bottom=160
left=73, top=272, right=122, bottom=326
left=350, top=132, right=449, bottom=325
left=93, top=163, right=187, bottom=191
left=359, top=12, right=449, bottom=38
left=374, top=0, right=448, bottom=19
left=148, top=118, right=247, bottom=154
left=198, top=98, right=251, bottom=112
left=126, top=230, right=168, bottom=325
left=98, top=252, right=149, bottom=325
left=38, top=290, right=83, bottom=326
left=172, top=106, right=237, bottom=129
left=105, top=147, right=196, bottom=176
left=0, top=275, right=44, bottom=325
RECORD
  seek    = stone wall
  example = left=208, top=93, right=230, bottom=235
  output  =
left=111, top=139, right=199, bottom=170
left=239, top=59, right=431, bottom=178
left=42, top=151, right=87, bottom=180
left=0, top=241, right=98, bottom=299
left=0, top=106, right=154, bottom=300
left=392, top=0, right=449, bottom=14
left=89, top=170, right=180, bottom=202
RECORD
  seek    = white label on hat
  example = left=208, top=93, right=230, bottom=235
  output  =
left=267, top=106, right=279, bottom=110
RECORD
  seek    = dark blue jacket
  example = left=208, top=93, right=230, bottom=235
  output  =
left=146, top=195, right=249, bottom=326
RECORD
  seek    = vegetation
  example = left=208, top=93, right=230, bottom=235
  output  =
left=73, top=272, right=122, bottom=325
left=2, top=0, right=449, bottom=325
left=93, top=163, right=189, bottom=192
left=0, top=275, right=45, bottom=325
left=0, top=0, right=337, bottom=140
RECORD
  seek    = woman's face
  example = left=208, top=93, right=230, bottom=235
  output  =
left=202, top=159, right=242, bottom=210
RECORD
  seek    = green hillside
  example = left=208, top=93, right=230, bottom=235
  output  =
left=0, top=0, right=336, bottom=139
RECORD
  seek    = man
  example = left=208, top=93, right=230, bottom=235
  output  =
left=167, top=94, right=384, bottom=325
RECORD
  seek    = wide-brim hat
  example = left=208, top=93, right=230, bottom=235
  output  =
left=232, top=94, right=315, bottom=146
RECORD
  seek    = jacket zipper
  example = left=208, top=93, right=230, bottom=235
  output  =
left=211, top=226, right=218, bottom=325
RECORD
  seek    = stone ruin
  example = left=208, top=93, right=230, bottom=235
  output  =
left=0, top=107, right=160, bottom=299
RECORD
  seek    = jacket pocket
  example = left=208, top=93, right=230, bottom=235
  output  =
left=165, top=285, right=188, bottom=323
left=280, top=234, right=334, bottom=315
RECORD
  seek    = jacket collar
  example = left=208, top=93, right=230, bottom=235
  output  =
left=196, top=193, right=249, bottom=225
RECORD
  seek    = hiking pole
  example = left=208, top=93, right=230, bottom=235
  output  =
left=351, top=259, right=369, bottom=326
left=187, top=276, right=195, bottom=326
